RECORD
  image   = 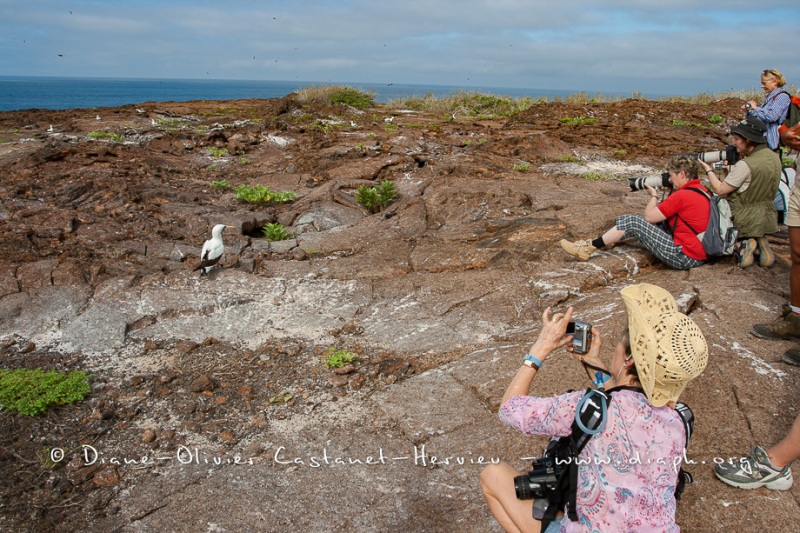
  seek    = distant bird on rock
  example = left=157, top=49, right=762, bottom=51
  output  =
left=46, top=125, right=55, bottom=133
left=194, top=224, right=236, bottom=276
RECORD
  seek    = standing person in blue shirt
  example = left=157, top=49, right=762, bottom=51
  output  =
left=744, top=69, right=791, bottom=152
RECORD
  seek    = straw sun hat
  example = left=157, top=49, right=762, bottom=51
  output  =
left=620, top=283, right=708, bottom=408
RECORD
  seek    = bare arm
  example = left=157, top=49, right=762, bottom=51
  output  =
left=500, top=307, right=573, bottom=406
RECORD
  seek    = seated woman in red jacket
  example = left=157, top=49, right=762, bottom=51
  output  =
left=560, top=155, right=710, bottom=270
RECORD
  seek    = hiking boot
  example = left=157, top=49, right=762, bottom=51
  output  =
left=714, top=445, right=793, bottom=490
left=736, top=238, right=757, bottom=268
left=751, top=312, right=800, bottom=340
left=782, top=348, right=800, bottom=366
left=560, top=239, right=596, bottom=261
left=756, top=237, right=775, bottom=267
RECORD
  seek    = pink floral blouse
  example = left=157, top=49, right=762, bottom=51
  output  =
left=500, top=389, right=686, bottom=532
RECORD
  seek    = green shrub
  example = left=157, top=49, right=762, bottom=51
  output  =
left=262, top=222, right=295, bottom=241
left=211, top=179, right=231, bottom=189
left=208, top=146, right=228, bottom=158
left=87, top=131, right=123, bottom=142
left=0, top=369, right=91, bottom=416
left=708, top=114, right=723, bottom=124
left=234, top=184, right=297, bottom=205
left=579, top=172, right=617, bottom=181
left=670, top=119, right=702, bottom=127
left=513, top=162, right=531, bottom=172
left=355, top=180, right=397, bottom=213
left=559, top=117, right=598, bottom=126
left=387, top=90, right=532, bottom=118
left=296, top=85, right=375, bottom=109
left=324, top=347, right=358, bottom=368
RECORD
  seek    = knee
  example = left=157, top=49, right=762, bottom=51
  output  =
left=479, top=462, right=506, bottom=493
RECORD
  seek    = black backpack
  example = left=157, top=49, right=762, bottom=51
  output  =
left=537, top=387, right=695, bottom=531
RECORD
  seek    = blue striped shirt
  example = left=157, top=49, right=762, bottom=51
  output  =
left=748, top=87, right=792, bottom=150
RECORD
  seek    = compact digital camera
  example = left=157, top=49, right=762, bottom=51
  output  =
left=566, top=320, right=592, bottom=354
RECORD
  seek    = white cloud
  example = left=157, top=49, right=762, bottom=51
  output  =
left=0, top=0, right=798, bottom=95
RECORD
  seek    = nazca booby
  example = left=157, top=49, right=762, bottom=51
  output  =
left=194, top=224, right=236, bottom=276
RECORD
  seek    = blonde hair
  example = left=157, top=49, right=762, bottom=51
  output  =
left=666, top=155, right=699, bottom=180
left=762, top=69, right=787, bottom=87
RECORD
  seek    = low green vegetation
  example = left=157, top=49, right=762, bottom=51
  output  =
left=559, top=117, right=598, bottom=126
left=354, top=180, right=397, bottom=213
left=269, top=391, right=292, bottom=404
left=580, top=172, right=617, bottom=181
left=708, top=114, right=723, bottom=124
left=262, top=222, right=295, bottom=241
left=0, top=369, right=91, bottom=416
left=324, top=347, right=358, bottom=368
left=670, top=119, right=702, bottom=128
left=88, top=131, right=123, bottom=142
left=233, top=184, right=297, bottom=205
left=388, top=91, right=533, bottom=119
left=513, top=162, right=531, bottom=172
left=211, top=179, right=231, bottom=189
left=296, top=85, right=375, bottom=109
left=613, top=149, right=627, bottom=157
left=384, top=123, right=399, bottom=133
left=208, top=146, right=228, bottom=158
left=552, top=156, right=584, bottom=163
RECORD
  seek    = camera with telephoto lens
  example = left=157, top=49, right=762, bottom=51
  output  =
left=514, top=436, right=564, bottom=501
left=566, top=320, right=592, bottom=354
left=628, top=172, right=671, bottom=191
left=685, top=144, right=739, bottom=166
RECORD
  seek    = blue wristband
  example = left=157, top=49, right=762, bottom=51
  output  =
left=523, top=354, right=543, bottom=369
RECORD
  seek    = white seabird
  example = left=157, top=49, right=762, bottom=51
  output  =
left=46, top=125, right=55, bottom=133
left=194, top=224, right=236, bottom=276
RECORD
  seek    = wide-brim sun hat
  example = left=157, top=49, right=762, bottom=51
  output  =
left=730, top=116, right=768, bottom=144
left=620, top=283, right=708, bottom=408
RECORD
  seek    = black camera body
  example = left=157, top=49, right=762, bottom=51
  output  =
left=514, top=438, right=564, bottom=501
left=628, top=172, right=671, bottom=191
left=566, top=320, right=592, bottom=354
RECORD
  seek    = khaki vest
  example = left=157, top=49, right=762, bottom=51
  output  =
left=728, top=145, right=781, bottom=237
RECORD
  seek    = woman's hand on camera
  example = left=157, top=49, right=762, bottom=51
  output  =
left=643, top=183, right=658, bottom=199
left=567, top=325, right=603, bottom=364
left=527, top=306, right=573, bottom=363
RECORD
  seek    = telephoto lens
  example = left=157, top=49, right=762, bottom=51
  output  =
left=627, top=172, right=670, bottom=191
left=690, top=145, right=738, bottom=166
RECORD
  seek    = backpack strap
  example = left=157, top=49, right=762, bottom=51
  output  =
left=673, top=401, right=695, bottom=500
left=539, top=388, right=611, bottom=529
left=674, top=186, right=710, bottom=236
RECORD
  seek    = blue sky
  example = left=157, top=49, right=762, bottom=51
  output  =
left=1, top=0, right=799, bottom=96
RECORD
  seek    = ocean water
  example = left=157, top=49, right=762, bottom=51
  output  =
left=0, top=76, right=586, bottom=112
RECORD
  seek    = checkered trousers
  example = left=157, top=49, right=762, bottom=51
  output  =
left=616, top=214, right=705, bottom=270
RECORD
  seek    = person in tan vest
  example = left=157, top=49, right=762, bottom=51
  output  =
left=698, top=116, right=781, bottom=268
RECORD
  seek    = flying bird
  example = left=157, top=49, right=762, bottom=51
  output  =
left=194, top=224, right=236, bottom=276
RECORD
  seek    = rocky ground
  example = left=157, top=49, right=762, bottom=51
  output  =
left=0, top=93, right=798, bottom=532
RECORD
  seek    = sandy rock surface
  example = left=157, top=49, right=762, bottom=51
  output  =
left=0, top=95, right=798, bottom=532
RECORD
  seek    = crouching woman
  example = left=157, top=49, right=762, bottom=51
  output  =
left=480, top=283, right=708, bottom=532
